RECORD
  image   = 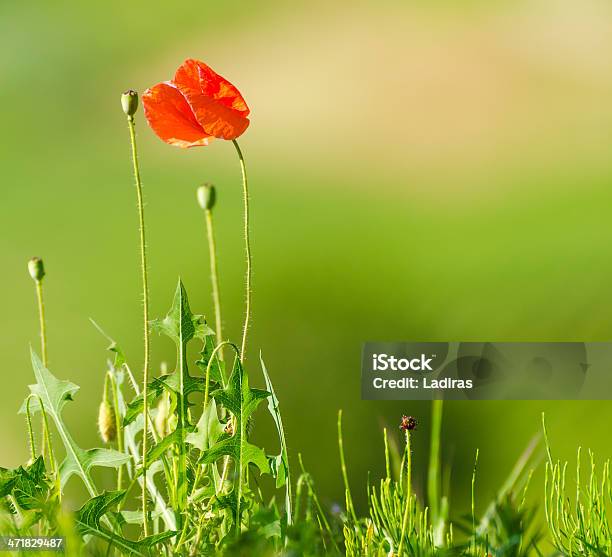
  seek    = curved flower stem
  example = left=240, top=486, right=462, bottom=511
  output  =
left=126, top=114, right=151, bottom=537
left=232, top=139, right=251, bottom=363
left=35, top=281, right=48, bottom=368
left=205, top=207, right=224, bottom=362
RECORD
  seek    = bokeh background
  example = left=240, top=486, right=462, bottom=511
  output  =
left=2, top=0, right=612, bottom=542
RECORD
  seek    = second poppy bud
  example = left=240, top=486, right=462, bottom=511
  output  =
left=197, top=184, right=216, bottom=211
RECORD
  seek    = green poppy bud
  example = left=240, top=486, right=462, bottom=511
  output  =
left=197, top=183, right=216, bottom=211
left=121, top=89, right=139, bottom=117
left=28, top=257, right=45, bottom=282
left=98, top=401, right=116, bottom=443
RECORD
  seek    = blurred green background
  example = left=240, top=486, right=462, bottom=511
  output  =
left=2, top=0, right=612, bottom=537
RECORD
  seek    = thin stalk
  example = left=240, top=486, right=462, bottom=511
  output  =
left=25, top=395, right=37, bottom=462
left=39, top=400, right=56, bottom=475
left=106, top=372, right=124, bottom=490
left=35, top=281, right=48, bottom=367
left=428, top=399, right=443, bottom=524
left=232, top=139, right=252, bottom=362
left=398, top=429, right=413, bottom=556
left=204, top=207, right=224, bottom=361
left=297, top=454, right=340, bottom=554
left=337, top=410, right=359, bottom=525
left=126, top=114, right=151, bottom=537
left=471, top=448, right=480, bottom=554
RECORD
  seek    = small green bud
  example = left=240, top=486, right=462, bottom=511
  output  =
left=121, top=89, right=139, bottom=117
left=197, top=183, right=216, bottom=211
left=28, top=257, right=45, bottom=282
left=98, top=401, right=116, bottom=443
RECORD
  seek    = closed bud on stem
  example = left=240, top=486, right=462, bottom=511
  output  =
left=155, top=394, right=171, bottom=439
left=197, top=183, right=216, bottom=211
left=28, top=257, right=45, bottom=282
left=98, top=400, right=116, bottom=443
left=400, top=415, right=417, bottom=432
left=121, top=89, right=139, bottom=117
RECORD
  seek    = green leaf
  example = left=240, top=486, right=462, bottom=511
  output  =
left=76, top=490, right=125, bottom=531
left=200, top=357, right=271, bottom=532
left=195, top=335, right=225, bottom=386
left=142, top=426, right=194, bottom=469
left=186, top=399, right=224, bottom=452
left=19, top=351, right=129, bottom=499
left=0, top=467, right=17, bottom=498
left=201, top=434, right=269, bottom=475
left=75, top=491, right=176, bottom=555
left=260, top=354, right=292, bottom=529
left=11, top=457, right=52, bottom=512
left=211, top=359, right=270, bottom=426
left=149, top=280, right=214, bottom=344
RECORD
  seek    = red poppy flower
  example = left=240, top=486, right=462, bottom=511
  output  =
left=142, top=59, right=250, bottom=148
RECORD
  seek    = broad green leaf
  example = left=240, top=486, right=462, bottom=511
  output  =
left=201, top=434, right=269, bottom=475
left=19, top=351, right=129, bottom=498
left=200, top=357, right=271, bottom=531
left=149, top=280, right=213, bottom=344
left=260, top=354, right=292, bottom=529
left=186, top=399, right=224, bottom=452
left=11, top=457, right=51, bottom=512
left=76, top=490, right=126, bottom=531
left=75, top=491, right=175, bottom=555
left=211, top=359, right=270, bottom=425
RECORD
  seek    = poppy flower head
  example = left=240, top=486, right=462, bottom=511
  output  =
left=142, top=59, right=250, bottom=148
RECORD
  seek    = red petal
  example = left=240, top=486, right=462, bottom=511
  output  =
left=142, top=82, right=211, bottom=148
left=173, top=59, right=250, bottom=140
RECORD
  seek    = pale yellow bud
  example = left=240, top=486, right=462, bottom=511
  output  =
left=98, top=401, right=116, bottom=443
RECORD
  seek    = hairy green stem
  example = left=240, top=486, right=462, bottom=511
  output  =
left=35, top=281, right=48, bottom=367
left=204, top=208, right=224, bottom=361
left=232, top=139, right=251, bottom=363
left=126, top=114, right=151, bottom=537
left=471, top=448, right=479, bottom=554
left=106, top=372, right=124, bottom=490
left=25, top=395, right=37, bottom=462
left=398, top=429, right=413, bottom=556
